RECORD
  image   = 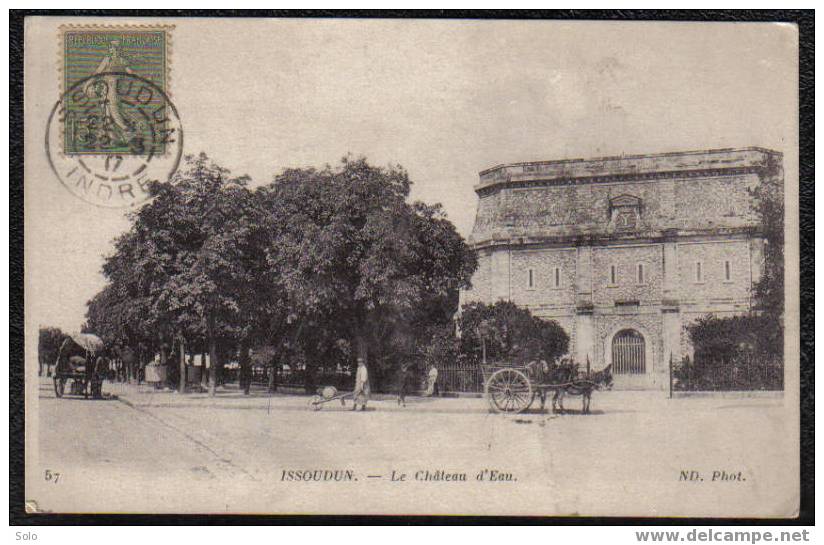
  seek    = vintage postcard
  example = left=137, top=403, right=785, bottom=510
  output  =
left=22, top=17, right=800, bottom=517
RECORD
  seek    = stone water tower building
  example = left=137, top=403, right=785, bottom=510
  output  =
left=460, top=148, right=783, bottom=389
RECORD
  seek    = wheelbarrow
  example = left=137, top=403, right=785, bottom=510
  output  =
left=308, top=386, right=352, bottom=411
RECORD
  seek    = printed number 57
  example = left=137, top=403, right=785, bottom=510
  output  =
left=44, top=470, right=61, bottom=484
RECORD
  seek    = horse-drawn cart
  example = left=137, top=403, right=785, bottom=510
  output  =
left=482, top=360, right=613, bottom=414
left=53, top=333, right=107, bottom=399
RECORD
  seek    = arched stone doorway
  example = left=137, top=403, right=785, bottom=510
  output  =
left=611, top=329, right=646, bottom=375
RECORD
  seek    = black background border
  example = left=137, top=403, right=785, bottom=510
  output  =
left=9, top=9, right=814, bottom=526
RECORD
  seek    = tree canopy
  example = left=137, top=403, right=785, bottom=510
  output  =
left=84, top=154, right=477, bottom=392
left=258, top=157, right=476, bottom=382
left=38, top=326, right=65, bottom=367
left=748, top=154, right=784, bottom=358
left=85, top=153, right=280, bottom=394
left=457, top=301, right=569, bottom=365
left=676, top=314, right=783, bottom=391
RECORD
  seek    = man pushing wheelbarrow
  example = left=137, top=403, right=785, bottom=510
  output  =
left=308, top=357, right=370, bottom=411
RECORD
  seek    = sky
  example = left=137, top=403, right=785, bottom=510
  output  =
left=24, top=19, right=798, bottom=332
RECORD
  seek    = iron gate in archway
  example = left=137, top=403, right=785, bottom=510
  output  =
left=612, top=329, right=646, bottom=374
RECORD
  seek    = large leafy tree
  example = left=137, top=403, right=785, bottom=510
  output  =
left=151, top=153, right=278, bottom=395
left=38, top=326, right=65, bottom=376
left=89, top=153, right=278, bottom=395
left=259, top=157, right=477, bottom=386
left=677, top=315, right=783, bottom=390
left=84, top=283, right=145, bottom=346
left=86, top=154, right=475, bottom=393
left=749, top=154, right=784, bottom=357
left=457, top=301, right=569, bottom=365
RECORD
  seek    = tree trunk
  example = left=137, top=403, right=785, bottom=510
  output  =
left=355, top=329, right=368, bottom=365
left=207, top=314, right=218, bottom=397
left=354, top=323, right=370, bottom=384
left=130, top=349, right=135, bottom=384
left=132, top=346, right=138, bottom=384
left=159, top=337, right=168, bottom=389
left=178, top=336, right=186, bottom=394
left=200, top=351, right=208, bottom=391
left=216, top=340, right=225, bottom=387
left=267, top=359, right=277, bottom=393
left=239, top=339, right=251, bottom=395
left=304, top=360, right=316, bottom=395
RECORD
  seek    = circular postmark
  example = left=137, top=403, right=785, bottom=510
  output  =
left=46, top=71, right=183, bottom=208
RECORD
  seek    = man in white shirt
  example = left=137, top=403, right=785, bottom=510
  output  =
left=352, top=357, right=370, bottom=411
left=424, top=365, right=439, bottom=397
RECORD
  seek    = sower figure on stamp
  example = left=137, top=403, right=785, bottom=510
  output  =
left=82, top=40, right=138, bottom=144
left=352, top=357, right=370, bottom=411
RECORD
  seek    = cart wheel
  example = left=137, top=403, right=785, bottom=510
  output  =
left=309, top=395, right=322, bottom=411
left=53, top=377, right=65, bottom=398
left=484, top=368, right=533, bottom=414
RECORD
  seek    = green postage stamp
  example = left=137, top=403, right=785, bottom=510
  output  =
left=60, top=26, right=173, bottom=155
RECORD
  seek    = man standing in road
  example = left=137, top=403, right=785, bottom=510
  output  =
left=424, top=364, right=439, bottom=397
left=352, top=357, right=370, bottom=411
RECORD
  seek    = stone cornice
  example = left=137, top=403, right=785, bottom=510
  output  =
left=475, top=147, right=782, bottom=196
left=476, top=166, right=766, bottom=197
left=470, top=227, right=763, bottom=252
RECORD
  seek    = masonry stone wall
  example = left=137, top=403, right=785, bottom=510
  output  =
left=676, top=240, right=753, bottom=305
left=509, top=248, right=576, bottom=310
left=591, top=244, right=663, bottom=307
left=470, top=172, right=762, bottom=246
left=465, top=250, right=493, bottom=303
left=462, top=148, right=781, bottom=391
left=672, top=175, right=759, bottom=231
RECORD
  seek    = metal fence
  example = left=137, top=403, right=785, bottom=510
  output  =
left=248, top=366, right=354, bottom=390
left=437, top=355, right=785, bottom=394
left=672, top=355, right=783, bottom=392
left=436, top=361, right=484, bottom=393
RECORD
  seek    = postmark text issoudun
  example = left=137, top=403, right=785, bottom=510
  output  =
left=47, top=27, right=181, bottom=208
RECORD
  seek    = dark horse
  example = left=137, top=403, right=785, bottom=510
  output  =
left=527, top=359, right=613, bottom=414
left=528, top=359, right=577, bottom=414
left=554, top=364, right=614, bottom=414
